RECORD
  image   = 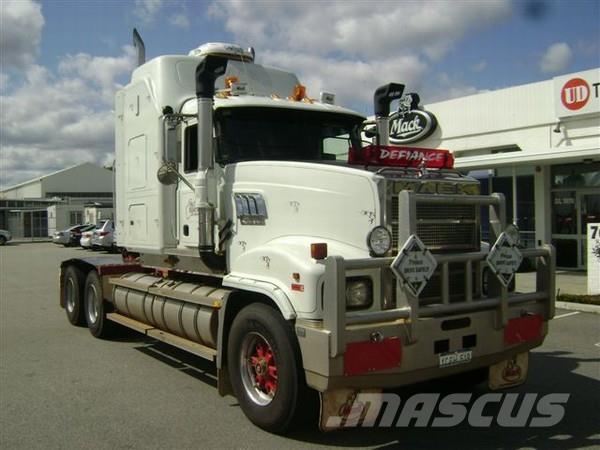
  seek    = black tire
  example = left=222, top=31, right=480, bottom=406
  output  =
left=0, top=236, right=6, bottom=246
left=84, top=270, right=116, bottom=338
left=228, top=303, right=303, bottom=433
left=63, top=265, right=86, bottom=326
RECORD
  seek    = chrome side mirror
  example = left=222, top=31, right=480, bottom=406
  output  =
left=157, top=161, right=194, bottom=190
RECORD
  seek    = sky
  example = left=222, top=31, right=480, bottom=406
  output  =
left=1, top=0, right=599, bottom=188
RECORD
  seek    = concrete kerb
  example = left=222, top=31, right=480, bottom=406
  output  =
left=554, top=301, right=600, bottom=315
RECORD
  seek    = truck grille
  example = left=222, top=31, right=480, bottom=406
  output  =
left=391, top=200, right=479, bottom=252
left=419, top=263, right=477, bottom=304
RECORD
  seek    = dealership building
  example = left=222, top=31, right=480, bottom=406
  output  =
left=0, top=163, right=114, bottom=238
left=410, top=68, right=599, bottom=270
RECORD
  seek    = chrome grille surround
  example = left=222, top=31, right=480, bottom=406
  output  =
left=391, top=200, right=480, bottom=253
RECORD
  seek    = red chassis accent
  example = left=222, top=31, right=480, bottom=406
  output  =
left=344, top=337, right=402, bottom=376
left=504, top=314, right=543, bottom=345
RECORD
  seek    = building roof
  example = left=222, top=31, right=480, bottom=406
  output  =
left=0, top=163, right=111, bottom=194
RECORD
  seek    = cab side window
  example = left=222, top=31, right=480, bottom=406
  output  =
left=184, top=124, right=198, bottom=173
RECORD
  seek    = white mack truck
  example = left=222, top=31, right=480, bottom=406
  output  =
left=59, top=32, right=556, bottom=433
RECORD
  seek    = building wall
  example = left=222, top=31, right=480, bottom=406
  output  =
left=417, top=68, right=599, bottom=270
left=41, top=163, right=114, bottom=196
left=421, top=72, right=599, bottom=161
left=1, top=181, right=43, bottom=200
left=0, top=163, right=115, bottom=238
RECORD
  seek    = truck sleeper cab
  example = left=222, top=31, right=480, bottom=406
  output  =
left=59, top=38, right=555, bottom=433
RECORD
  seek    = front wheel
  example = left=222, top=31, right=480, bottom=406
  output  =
left=0, top=236, right=6, bottom=246
left=228, top=303, right=303, bottom=433
left=84, top=270, right=116, bottom=338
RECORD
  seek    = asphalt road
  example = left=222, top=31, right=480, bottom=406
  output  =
left=1, top=243, right=599, bottom=449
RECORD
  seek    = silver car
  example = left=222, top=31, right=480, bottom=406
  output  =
left=0, top=229, right=11, bottom=246
left=91, top=220, right=115, bottom=251
left=53, top=225, right=85, bottom=246
left=80, top=227, right=96, bottom=249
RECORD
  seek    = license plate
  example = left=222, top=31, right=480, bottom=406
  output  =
left=439, top=349, right=472, bottom=368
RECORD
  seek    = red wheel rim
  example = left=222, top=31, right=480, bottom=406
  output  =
left=250, top=338, right=278, bottom=396
left=241, top=332, right=278, bottom=406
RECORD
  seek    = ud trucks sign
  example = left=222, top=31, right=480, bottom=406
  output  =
left=554, top=68, right=600, bottom=118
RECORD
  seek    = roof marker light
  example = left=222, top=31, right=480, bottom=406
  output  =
left=311, top=243, right=328, bottom=260
left=225, top=76, right=239, bottom=89
left=290, top=84, right=307, bottom=101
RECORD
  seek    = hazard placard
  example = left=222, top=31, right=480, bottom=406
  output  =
left=391, top=235, right=437, bottom=297
left=486, top=231, right=523, bottom=287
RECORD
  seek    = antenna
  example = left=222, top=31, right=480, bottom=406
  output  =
left=133, top=28, right=145, bottom=67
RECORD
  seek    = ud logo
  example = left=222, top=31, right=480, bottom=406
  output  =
left=389, top=93, right=438, bottom=144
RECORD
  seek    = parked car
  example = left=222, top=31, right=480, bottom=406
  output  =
left=80, top=227, right=97, bottom=249
left=91, top=220, right=115, bottom=251
left=0, top=229, right=12, bottom=246
left=53, top=224, right=88, bottom=246
left=70, top=224, right=95, bottom=246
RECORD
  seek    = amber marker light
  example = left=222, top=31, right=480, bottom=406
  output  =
left=291, top=84, right=307, bottom=101
left=311, top=243, right=328, bottom=260
left=225, top=76, right=239, bottom=89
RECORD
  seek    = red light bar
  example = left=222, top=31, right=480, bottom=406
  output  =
left=348, top=145, right=454, bottom=169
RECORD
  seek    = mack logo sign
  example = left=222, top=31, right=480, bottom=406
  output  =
left=389, top=93, right=437, bottom=144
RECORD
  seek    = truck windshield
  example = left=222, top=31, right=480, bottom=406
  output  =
left=214, top=107, right=364, bottom=165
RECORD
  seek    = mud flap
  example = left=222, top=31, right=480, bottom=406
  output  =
left=489, top=351, right=529, bottom=390
left=319, top=388, right=382, bottom=431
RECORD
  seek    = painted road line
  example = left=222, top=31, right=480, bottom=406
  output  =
left=553, top=311, right=580, bottom=320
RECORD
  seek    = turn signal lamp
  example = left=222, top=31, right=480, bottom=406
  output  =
left=311, top=243, right=328, bottom=260
left=291, top=84, right=307, bottom=101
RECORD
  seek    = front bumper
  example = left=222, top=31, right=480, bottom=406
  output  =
left=296, top=245, right=555, bottom=392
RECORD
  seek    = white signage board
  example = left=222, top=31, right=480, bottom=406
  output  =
left=391, top=235, right=437, bottom=297
left=554, top=68, right=600, bottom=118
left=486, top=232, right=523, bottom=287
left=588, top=223, right=600, bottom=295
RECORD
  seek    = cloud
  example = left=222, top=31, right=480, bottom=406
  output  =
left=1, top=47, right=135, bottom=187
left=260, top=51, right=427, bottom=111
left=470, top=60, right=488, bottom=72
left=169, top=13, right=190, bottom=29
left=0, top=0, right=44, bottom=70
left=539, top=42, right=572, bottom=73
left=0, top=73, right=9, bottom=92
left=209, top=1, right=511, bottom=60
left=208, top=0, right=511, bottom=109
left=134, top=0, right=164, bottom=24
left=58, top=46, right=136, bottom=102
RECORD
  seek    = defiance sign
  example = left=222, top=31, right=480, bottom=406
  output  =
left=349, top=145, right=454, bottom=169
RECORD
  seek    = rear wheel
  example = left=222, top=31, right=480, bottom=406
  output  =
left=84, top=270, right=115, bottom=338
left=228, top=303, right=303, bottom=433
left=0, top=236, right=6, bottom=246
left=63, top=265, right=85, bottom=326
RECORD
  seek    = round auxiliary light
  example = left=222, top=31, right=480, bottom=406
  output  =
left=367, top=226, right=392, bottom=257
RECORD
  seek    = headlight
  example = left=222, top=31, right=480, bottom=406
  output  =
left=367, top=226, right=392, bottom=256
left=345, top=277, right=373, bottom=310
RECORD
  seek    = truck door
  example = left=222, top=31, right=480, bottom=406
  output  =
left=178, top=123, right=200, bottom=248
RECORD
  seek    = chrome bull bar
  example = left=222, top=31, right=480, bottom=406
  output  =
left=320, top=192, right=556, bottom=358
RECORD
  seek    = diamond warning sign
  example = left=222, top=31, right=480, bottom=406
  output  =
left=486, top=231, right=523, bottom=287
left=391, top=235, right=437, bottom=297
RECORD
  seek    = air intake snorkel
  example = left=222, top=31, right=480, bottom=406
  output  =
left=373, top=83, right=405, bottom=146
left=195, top=55, right=228, bottom=271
